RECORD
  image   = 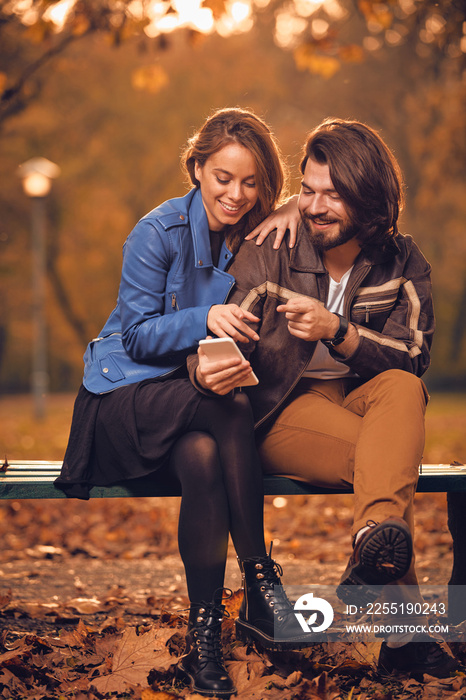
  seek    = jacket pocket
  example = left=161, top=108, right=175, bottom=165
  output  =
left=98, top=352, right=126, bottom=383
left=352, top=300, right=396, bottom=324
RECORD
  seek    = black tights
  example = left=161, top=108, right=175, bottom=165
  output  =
left=168, top=392, right=266, bottom=604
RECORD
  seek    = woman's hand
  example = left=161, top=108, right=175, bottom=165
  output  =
left=207, top=304, right=260, bottom=343
left=196, top=345, right=254, bottom=395
left=245, top=195, right=300, bottom=249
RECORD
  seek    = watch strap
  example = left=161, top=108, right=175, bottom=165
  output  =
left=322, top=314, right=348, bottom=348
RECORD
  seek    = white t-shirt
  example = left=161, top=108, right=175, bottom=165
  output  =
left=303, top=267, right=356, bottom=380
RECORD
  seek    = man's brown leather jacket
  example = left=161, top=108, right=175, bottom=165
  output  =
left=223, top=230, right=434, bottom=432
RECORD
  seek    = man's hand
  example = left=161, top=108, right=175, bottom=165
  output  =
left=195, top=345, right=254, bottom=395
left=207, top=304, right=260, bottom=343
left=277, top=297, right=339, bottom=341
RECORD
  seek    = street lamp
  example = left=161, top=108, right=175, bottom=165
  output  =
left=18, top=157, right=60, bottom=420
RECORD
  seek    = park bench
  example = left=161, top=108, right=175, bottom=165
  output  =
left=2, top=459, right=466, bottom=623
left=0, top=459, right=466, bottom=499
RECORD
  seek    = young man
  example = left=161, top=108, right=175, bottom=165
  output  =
left=193, top=118, right=459, bottom=678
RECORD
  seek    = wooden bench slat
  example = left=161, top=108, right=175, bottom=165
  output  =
left=3, top=460, right=466, bottom=475
left=1, top=476, right=58, bottom=481
left=1, top=460, right=465, bottom=499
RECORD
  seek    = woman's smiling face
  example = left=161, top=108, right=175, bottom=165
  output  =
left=195, top=142, right=258, bottom=231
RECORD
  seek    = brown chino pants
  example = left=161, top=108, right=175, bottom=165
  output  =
left=259, top=369, right=429, bottom=587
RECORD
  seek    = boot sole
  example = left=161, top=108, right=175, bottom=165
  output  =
left=337, top=519, right=412, bottom=606
left=176, top=662, right=236, bottom=698
left=235, top=618, right=312, bottom=650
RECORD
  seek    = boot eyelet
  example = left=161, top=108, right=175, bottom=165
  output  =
left=256, top=573, right=264, bottom=579
left=255, top=563, right=263, bottom=570
left=269, top=602, right=274, bottom=607
left=260, top=585, right=266, bottom=592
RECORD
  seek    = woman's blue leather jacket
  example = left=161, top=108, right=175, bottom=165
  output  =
left=83, top=188, right=235, bottom=394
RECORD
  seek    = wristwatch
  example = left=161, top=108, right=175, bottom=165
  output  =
left=322, top=313, right=349, bottom=348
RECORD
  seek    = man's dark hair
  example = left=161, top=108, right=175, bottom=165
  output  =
left=300, top=118, right=404, bottom=250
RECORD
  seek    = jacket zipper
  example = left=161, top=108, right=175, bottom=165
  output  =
left=91, top=331, right=121, bottom=342
left=171, top=277, right=234, bottom=312
left=343, top=263, right=372, bottom=319
left=354, top=302, right=395, bottom=324
left=224, top=278, right=235, bottom=300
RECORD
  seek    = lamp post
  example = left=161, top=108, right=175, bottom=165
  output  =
left=18, top=157, right=60, bottom=420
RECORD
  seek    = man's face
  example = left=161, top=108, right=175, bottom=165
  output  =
left=298, top=158, right=356, bottom=251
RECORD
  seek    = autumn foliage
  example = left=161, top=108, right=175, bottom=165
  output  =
left=1, top=1, right=465, bottom=394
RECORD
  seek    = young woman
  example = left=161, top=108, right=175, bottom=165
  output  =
left=56, top=108, right=307, bottom=698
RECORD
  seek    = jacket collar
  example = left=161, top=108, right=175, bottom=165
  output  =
left=188, top=188, right=234, bottom=271
left=156, top=187, right=216, bottom=269
left=188, top=188, right=214, bottom=269
left=289, top=232, right=326, bottom=273
left=289, top=225, right=401, bottom=273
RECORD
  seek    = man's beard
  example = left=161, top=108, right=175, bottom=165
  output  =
left=300, top=214, right=358, bottom=252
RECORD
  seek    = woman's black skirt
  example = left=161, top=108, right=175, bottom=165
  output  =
left=55, top=374, right=203, bottom=499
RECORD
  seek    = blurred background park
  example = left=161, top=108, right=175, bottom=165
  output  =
left=0, top=0, right=465, bottom=488
left=0, top=9, right=465, bottom=673
left=1, top=7, right=465, bottom=696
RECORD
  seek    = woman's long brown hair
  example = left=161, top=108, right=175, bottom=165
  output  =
left=182, top=107, right=287, bottom=253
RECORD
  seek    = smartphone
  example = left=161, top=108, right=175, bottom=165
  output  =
left=199, top=337, right=259, bottom=386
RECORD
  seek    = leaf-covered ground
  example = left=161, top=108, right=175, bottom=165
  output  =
left=1, top=393, right=465, bottom=698
left=2, top=585, right=466, bottom=700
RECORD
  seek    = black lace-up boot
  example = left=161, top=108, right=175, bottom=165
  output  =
left=176, top=601, right=236, bottom=698
left=378, top=633, right=461, bottom=679
left=236, top=545, right=311, bottom=650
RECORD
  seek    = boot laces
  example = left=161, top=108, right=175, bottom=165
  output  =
left=256, top=545, right=295, bottom=620
left=193, top=602, right=228, bottom=670
left=261, top=541, right=283, bottom=578
left=258, top=556, right=283, bottom=584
